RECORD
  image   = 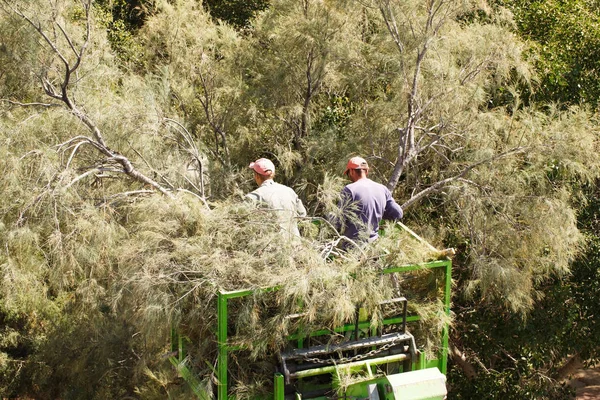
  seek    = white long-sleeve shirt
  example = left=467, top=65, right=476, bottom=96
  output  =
left=246, top=180, right=307, bottom=237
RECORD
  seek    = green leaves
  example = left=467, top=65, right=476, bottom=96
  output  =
left=507, top=0, right=600, bottom=105
left=2, top=0, right=600, bottom=398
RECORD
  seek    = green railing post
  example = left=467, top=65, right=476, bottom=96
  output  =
left=217, top=292, right=229, bottom=400
left=441, top=260, right=452, bottom=374
left=274, top=373, right=285, bottom=400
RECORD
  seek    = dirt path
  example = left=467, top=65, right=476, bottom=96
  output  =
left=567, top=366, right=600, bottom=399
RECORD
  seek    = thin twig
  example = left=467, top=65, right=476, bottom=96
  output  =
left=64, top=168, right=101, bottom=189
left=1, top=99, right=61, bottom=107
left=65, top=140, right=90, bottom=168
left=401, top=147, right=527, bottom=210
left=176, top=188, right=210, bottom=210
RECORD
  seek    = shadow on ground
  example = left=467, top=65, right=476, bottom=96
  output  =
left=567, top=365, right=600, bottom=399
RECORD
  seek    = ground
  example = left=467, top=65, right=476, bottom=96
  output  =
left=567, top=364, right=600, bottom=399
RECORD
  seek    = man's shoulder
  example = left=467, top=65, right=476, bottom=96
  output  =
left=246, top=189, right=261, bottom=200
left=347, top=179, right=388, bottom=191
left=270, top=181, right=294, bottom=192
left=271, top=181, right=290, bottom=188
left=257, top=181, right=298, bottom=198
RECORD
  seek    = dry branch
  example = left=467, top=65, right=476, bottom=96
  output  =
left=402, top=147, right=527, bottom=210
left=450, top=342, right=478, bottom=379
left=2, top=0, right=175, bottom=198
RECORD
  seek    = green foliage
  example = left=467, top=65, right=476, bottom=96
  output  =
left=569, top=184, right=600, bottom=364
left=96, top=0, right=154, bottom=31
left=139, top=0, right=244, bottom=178
left=500, top=0, right=600, bottom=106
left=204, top=0, right=269, bottom=29
left=449, top=365, right=574, bottom=399
left=449, top=107, right=599, bottom=313
left=0, top=2, right=67, bottom=101
left=1, top=0, right=600, bottom=398
left=239, top=0, right=362, bottom=163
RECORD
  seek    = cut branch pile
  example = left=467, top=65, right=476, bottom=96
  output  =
left=106, top=194, right=451, bottom=396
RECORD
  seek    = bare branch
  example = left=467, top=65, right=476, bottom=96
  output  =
left=163, top=118, right=208, bottom=199
left=163, top=118, right=196, bottom=150
left=450, top=342, right=478, bottom=379
left=64, top=167, right=101, bottom=189
left=56, top=135, right=95, bottom=151
left=182, top=174, right=205, bottom=201
left=56, top=22, right=80, bottom=61
left=1, top=99, right=61, bottom=107
left=106, top=154, right=173, bottom=197
left=18, top=149, right=44, bottom=161
left=176, top=188, right=210, bottom=210
left=401, top=147, right=527, bottom=210
left=127, top=141, right=175, bottom=190
left=106, top=190, right=155, bottom=199
left=195, top=67, right=230, bottom=165
left=65, top=140, right=90, bottom=169
left=379, top=0, right=463, bottom=192
left=378, top=0, right=404, bottom=54
left=41, top=76, right=62, bottom=99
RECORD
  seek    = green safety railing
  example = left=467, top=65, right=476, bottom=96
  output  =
left=215, top=259, right=452, bottom=400
left=170, top=222, right=453, bottom=399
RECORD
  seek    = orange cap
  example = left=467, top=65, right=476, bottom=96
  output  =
left=344, top=156, right=369, bottom=175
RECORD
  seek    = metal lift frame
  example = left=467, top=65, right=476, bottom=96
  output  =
left=215, top=258, right=452, bottom=400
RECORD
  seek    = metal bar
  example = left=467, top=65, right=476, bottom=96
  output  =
left=395, top=222, right=439, bottom=252
left=354, top=306, right=360, bottom=341
left=211, top=258, right=452, bottom=397
left=219, top=262, right=443, bottom=302
left=217, top=292, right=228, bottom=400
left=378, top=297, right=407, bottom=305
left=169, top=356, right=209, bottom=400
left=290, top=353, right=410, bottom=380
left=402, top=299, right=407, bottom=334
left=286, top=315, right=421, bottom=341
left=419, top=349, right=426, bottom=370
left=220, top=286, right=279, bottom=299
left=441, top=260, right=452, bottom=374
left=274, top=373, right=285, bottom=400
left=282, top=333, right=413, bottom=360
left=382, top=260, right=449, bottom=274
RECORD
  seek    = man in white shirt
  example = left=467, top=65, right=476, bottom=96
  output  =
left=246, top=158, right=307, bottom=237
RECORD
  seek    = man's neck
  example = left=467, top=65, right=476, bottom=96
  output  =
left=259, top=178, right=274, bottom=186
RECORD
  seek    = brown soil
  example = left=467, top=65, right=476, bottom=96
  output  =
left=567, top=365, right=600, bottom=399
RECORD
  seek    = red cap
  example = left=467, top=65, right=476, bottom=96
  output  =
left=249, top=158, right=275, bottom=175
left=344, top=156, right=369, bottom=175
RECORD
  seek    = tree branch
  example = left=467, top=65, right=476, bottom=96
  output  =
left=4, top=1, right=175, bottom=198
left=163, top=118, right=208, bottom=199
left=1, top=99, right=62, bottom=108
left=401, top=147, right=527, bottom=210
left=450, top=342, right=478, bottom=379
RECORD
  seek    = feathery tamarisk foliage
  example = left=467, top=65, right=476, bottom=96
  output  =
left=1, top=0, right=600, bottom=398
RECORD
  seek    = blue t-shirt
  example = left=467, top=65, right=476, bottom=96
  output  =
left=337, top=178, right=403, bottom=242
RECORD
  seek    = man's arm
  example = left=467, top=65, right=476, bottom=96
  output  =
left=246, top=192, right=260, bottom=202
left=296, top=196, right=307, bottom=217
left=383, top=189, right=403, bottom=220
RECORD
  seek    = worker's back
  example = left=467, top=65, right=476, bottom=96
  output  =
left=340, top=178, right=403, bottom=242
left=246, top=180, right=307, bottom=237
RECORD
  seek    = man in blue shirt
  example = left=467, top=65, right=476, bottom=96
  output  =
left=335, top=156, right=403, bottom=244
